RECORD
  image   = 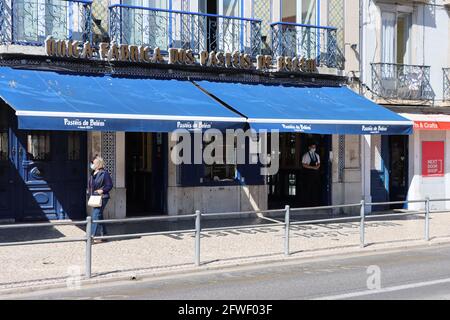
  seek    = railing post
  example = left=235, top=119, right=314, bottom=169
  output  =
left=425, top=197, right=430, bottom=241
left=195, top=210, right=201, bottom=266
left=85, top=216, right=92, bottom=279
left=284, top=205, right=290, bottom=256
left=360, top=200, right=365, bottom=248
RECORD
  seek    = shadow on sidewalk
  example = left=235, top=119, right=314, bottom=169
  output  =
left=0, top=225, right=67, bottom=244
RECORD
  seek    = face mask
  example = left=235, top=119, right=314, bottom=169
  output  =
left=310, top=148, right=316, bottom=153
left=90, top=163, right=96, bottom=171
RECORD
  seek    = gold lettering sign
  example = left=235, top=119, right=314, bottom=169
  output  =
left=44, top=36, right=319, bottom=74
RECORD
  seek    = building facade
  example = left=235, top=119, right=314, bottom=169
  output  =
left=358, top=0, right=450, bottom=211
left=0, top=0, right=423, bottom=222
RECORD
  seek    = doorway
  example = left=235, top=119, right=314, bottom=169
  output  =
left=371, top=135, right=409, bottom=210
left=125, top=132, right=167, bottom=216
left=0, top=103, right=87, bottom=221
left=388, top=135, right=409, bottom=208
left=267, top=133, right=331, bottom=209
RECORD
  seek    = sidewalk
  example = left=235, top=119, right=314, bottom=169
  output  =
left=1, top=210, right=450, bottom=293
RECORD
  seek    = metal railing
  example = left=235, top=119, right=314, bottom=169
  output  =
left=371, top=62, right=434, bottom=101
left=0, top=197, right=447, bottom=279
left=109, top=4, right=262, bottom=57
left=270, top=22, right=343, bottom=69
left=444, top=68, right=450, bottom=101
left=0, top=0, right=92, bottom=46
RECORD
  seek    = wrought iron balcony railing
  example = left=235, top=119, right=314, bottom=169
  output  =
left=444, top=68, right=450, bottom=101
left=371, top=63, right=434, bottom=101
left=0, top=0, right=92, bottom=46
left=109, top=4, right=262, bottom=57
left=270, top=22, right=343, bottom=69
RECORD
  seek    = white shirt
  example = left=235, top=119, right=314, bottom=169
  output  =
left=302, top=151, right=320, bottom=165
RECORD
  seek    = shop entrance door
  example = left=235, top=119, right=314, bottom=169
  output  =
left=125, top=132, right=167, bottom=216
left=14, top=130, right=87, bottom=221
left=388, top=135, right=409, bottom=209
left=0, top=104, right=87, bottom=221
left=268, top=133, right=331, bottom=209
left=371, top=135, right=409, bottom=210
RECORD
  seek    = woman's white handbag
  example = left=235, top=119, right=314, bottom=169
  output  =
left=88, top=195, right=103, bottom=208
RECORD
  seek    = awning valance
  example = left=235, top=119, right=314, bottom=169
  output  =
left=0, top=67, right=246, bottom=132
left=196, top=81, right=413, bottom=135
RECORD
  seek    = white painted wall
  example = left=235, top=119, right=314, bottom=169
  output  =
left=407, top=130, right=450, bottom=211
left=361, top=0, right=450, bottom=103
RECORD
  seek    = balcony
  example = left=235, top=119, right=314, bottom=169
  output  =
left=270, top=22, right=343, bottom=69
left=371, top=63, right=434, bottom=101
left=109, top=4, right=262, bottom=57
left=444, top=68, right=450, bottom=101
left=0, top=0, right=92, bottom=46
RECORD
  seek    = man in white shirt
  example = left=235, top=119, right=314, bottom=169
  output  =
left=302, top=143, right=321, bottom=207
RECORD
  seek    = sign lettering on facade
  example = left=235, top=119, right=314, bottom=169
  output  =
left=422, top=141, right=444, bottom=177
left=44, top=37, right=317, bottom=73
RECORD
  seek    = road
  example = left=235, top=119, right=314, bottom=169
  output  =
left=3, top=243, right=450, bottom=300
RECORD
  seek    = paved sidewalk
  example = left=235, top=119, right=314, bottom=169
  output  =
left=1, top=210, right=450, bottom=292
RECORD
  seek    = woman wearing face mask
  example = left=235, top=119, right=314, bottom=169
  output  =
left=88, top=156, right=113, bottom=243
left=302, top=142, right=321, bottom=208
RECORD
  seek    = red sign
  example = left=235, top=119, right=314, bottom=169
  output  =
left=422, top=141, right=445, bottom=177
left=414, top=121, right=450, bottom=130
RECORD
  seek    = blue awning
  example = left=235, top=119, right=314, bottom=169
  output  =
left=196, top=81, right=413, bottom=135
left=0, top=67, right=246, bottom=132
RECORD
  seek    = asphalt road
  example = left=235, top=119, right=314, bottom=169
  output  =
left=3, top=243, right=450, bottom=300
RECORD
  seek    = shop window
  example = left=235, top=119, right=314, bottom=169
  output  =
left=67, top=132, right=81, bottom=161
left=27, top=132, right=51, bottom=161
left=204, top=137, right=237, bottom=182
left=0, top=131, right=7, bottom=161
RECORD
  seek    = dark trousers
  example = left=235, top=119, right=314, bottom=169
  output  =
left=303, top=170, right=321, bottom=207
left=91, top=198, right=109, bottom=237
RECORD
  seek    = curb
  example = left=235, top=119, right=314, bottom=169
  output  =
left=1, top=236, right=450, bottom=297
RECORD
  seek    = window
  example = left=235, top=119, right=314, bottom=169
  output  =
left=204, top=137, right=237, bottom=182
left=282, top=0, right=297, bottom=23
left=282, top=0, right=317, bottom=24
left=122, top=0, right=169, bottom=48
left=67, top=132, right=81, bottom=161
left=0, top=131, right=7, bottom=161
left=381, top=11, right=412, bottom=65
left=27, top=132, right=51, bottom=161
left=301, top=0, right=316, bottom=25
left=222, top=0, right=240, bottom=16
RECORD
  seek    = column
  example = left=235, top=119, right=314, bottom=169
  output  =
left=361, top=134, right=372, bottom=212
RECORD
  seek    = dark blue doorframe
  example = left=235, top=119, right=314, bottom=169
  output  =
left=370, top=135, right=409, bottom=211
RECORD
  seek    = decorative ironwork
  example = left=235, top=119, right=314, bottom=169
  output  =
left=270, top=22, right=340, bottom=69
left=444, top=68, right=450, bottom=101
left=0, top=0, right=93, bottom=46
left=338, top=135, right=345, bottom=183
left=92, top=0, right=109, bottom=42
left=327, top=0, right=345, bottom=69
left=101, top=131, right=116, bottom=185
left=371, top=63, right=434, bottom=101
left=253, top=0, right=272, bottom=55
left=109, top=4, right=262, bottom=57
